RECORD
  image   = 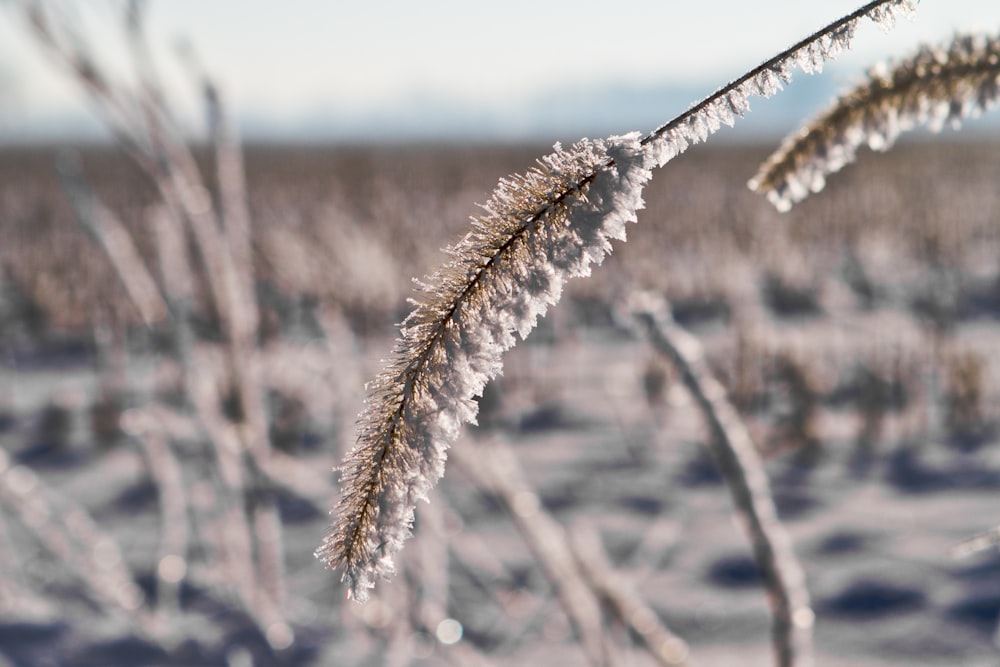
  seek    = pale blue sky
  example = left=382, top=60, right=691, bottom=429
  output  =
left=0, top=1, right=996, bottom=141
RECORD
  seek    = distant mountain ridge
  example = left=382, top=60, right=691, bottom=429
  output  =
left=3, top=69, right=999, bottom=144
left=242, top=75, right=845, bottom=143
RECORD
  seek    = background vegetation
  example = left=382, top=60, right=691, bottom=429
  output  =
left=2, top=138, right=999, bottom=665
left=1, top=1, right=998, bottom=665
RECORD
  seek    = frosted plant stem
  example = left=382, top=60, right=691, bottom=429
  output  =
left=451, top=438, right=621, bottom=667
left=24, top=1, right=264, bottom=375
left=0, top=450, right=150, bottom=630
left=401, top=497, right=498, bottom=667
left=187, top=366, right=259, bottom=608
left=321, top=134, right=656, bottom=601
left=136, top=429, right=190, bottom=623
left=638, top=0, right=918, bottom=166
left=0, top=502, right=50, bottom=617
left=57, top=155, right=169, bottom=328
left=196, top=65, right=272, bottom=470
left=630, top=293, right=813, bottom=667
left=752, top=30, right=1000, bottom=210
left=24, top=3, right=296, bottom=636
left=569, top=523, right=691, bottom=667
left=150, top=203, right=197, bottom=372
left=412, top=491, right=449, bottom=636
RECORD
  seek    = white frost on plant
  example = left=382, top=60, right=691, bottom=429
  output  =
left=319, top=134, right=656, bottom=601
left=868, top=0, right=918, bottom=31
left=751, top=30, right=1000, bottom=212
left=642, top=0, right=916, bottom=170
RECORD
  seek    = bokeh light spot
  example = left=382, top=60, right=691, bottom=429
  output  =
left=793, top=607, right=815, bottom=629
left=157, top=554, right=187, bottom=584
left=435, top=618, right=463, bottom=645
left=6, top=466, right=37, bottom=496
left=93, top=536, right=122, bottom=570
left=266, top=622, right=295, bottom=650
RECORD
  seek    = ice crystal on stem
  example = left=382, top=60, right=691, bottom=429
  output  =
left=752, top=30, right=1000, bottom=212
left=318, top=135, right=657, bottom=600
left=641, top=0, right=917, bottom=168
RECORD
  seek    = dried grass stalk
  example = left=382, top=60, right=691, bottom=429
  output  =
left=0, top=450, right=149, bottom=628
left=630, top=293, right=813, bottom=667
left=136, top=429, right=190, bottom=619
left=0, top=506, right=51, bottom=618
left=751, top=31, right=1000, bottom=211
left=451, top=439, right=619, bottom=666
left=24, top=2, right=294, bottom=632
left=569, top=524, right=691, bottom=667
left=57, top=154, right=168, bottom=327
left=320, top=135, right=657, bottom=602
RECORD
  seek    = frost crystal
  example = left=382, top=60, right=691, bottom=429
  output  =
left=869, top=0, right=918, bottom=31
left=318, top=135, right=656, bottom=601
left=751, top=31, right=1000, bottom=211
left=642, top=0, right=917, bottom=170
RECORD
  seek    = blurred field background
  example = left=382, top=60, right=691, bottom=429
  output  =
left=3, top=1, right=1000, bottom=666
left=2, top=136, right=1000, bottom=666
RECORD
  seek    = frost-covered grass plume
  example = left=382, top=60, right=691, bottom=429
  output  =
left=750, top=30, right=1000, bottom=211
